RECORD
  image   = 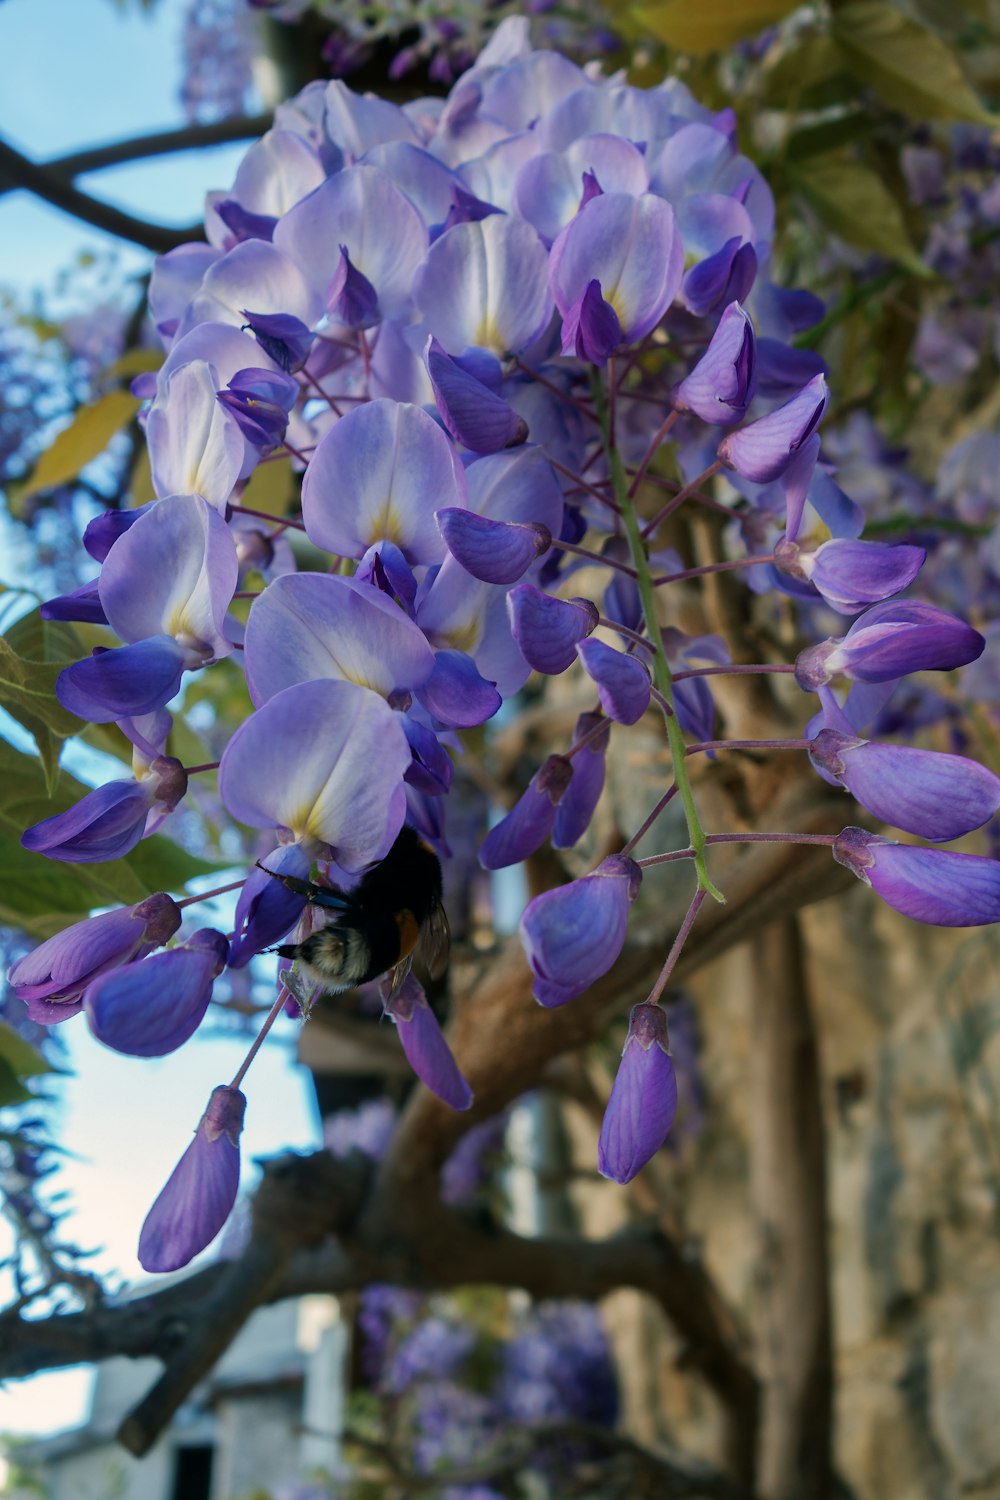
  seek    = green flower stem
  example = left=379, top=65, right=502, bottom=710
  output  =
left=591, top=369, right=725, bottom=903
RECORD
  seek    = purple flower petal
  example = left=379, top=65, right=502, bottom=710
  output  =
left=549, top=192, right=683, bottom=346
left=437, top=508, right=550, bottom=584
left=810, top=730, right=1000, bottom=842
left=673, top=301, right=756, bottom=425
left=386, top=974, right=473, bottom=1110
left=507, top=584, right=598, bottom=675
left=414, top=649, right=501, bottom=727
left=229, top=843, right=311, bottom=968
left=598, top=1003, right=678, bottom=1184
left=414, top=214, right=553, bottom=358
left=10, top=894, right=181, bottom=1007
left=218, top=678, right=410, bottom=872
left=56, top=637, right=187, bottom=723
left=833, top=827, right=1000, bottom=927
left=717, top=374, right=828, bottom=484
left=780, top=537, right=926, bottom=616
left=85, top=929, right=229, bottom=1057
left=520, top=855, right=642, bottom=1007
left=560, top=277, right=623, bottom=365
left=552, top=713, right=608, bottom=848
left=138, top=1085, right=246, bottom=1271
left=302, top=398, right=463, bottom=565
left=426, top=337, right=529, bottom=453
left=797, top=600, right=985, bottom=688
left=21, top=779, right=155, bottom=864
left=576, top=639, right=650, bottom=724
left=480, top=756, right=573, bottom=870
left=243, top=571, right=435, bottom=706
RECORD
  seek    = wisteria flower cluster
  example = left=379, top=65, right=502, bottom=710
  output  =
left=10, top=16, right=1000, bottom=1269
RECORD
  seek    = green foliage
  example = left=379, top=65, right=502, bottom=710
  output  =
left=0, top=1019, right=54, bottom=1107
left=787, top=152, right=929, bottom=276
left=634, top=0, right=801, bottom=53
left=0, top=738, right=225, bottom=939
left=0, top=610, right=86, bottom=791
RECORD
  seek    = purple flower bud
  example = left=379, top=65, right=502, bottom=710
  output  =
left=598, top=1003, right=678, bottom=1184
left=480, top=756, right=573, bottom=870
left=717, top=374, right=828, bottom=483
left=56, top=637, right=188, bottom=723
left=682, top=237, right=757, bottom=318
left=553, top=713, right=609, bottom=849
left=241, top=309, right=314, bottom=373
left=561, top=278, right=623, bottom=366
left=508, top=584, right=598, bottom=675
left=579, top=169, right=603, bottom=209
left=577, top=639, right=650, bottom=724
left=327, top=245, right=380, bottom=329
left=673, top=301, right=756, bottom=425
left=833, top=827, right=1000, bottom=927
left=776, top=537, right=926, bottom=616
left=385, top=974, right=472, bottom=1110
left=426, top=338, right=529, bottom=454
left=138, top=1085, right=246, bottom=1272
left=9, top=894, right=181, bottom=1023
left=21, top=757, right=187, bottom=864
left=437, top=507, right=550, bottom=584
left=85, top=928, right=229, bottom=1057
left=520, top=855, right=642, bottom=1007
left=795, top=600, right=984, bottom=689
left=216, top=367, right=299, bottom=450
left=810, top=729, right=1000, bottom=842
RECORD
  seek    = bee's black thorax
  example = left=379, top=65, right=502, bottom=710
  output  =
left=352, top=826, right=443, bottom=926
left=275, top=827, right=444, bottom=992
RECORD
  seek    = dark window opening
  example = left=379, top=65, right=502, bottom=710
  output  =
left=170, top=1442, right=214, bottom=1500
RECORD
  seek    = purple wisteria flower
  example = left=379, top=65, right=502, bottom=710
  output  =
left=384, top=974, right=473, bottom=1110
left=84, top=928, right=229, bottom=1057
left=480, top=755, right=572, bottom=870
left=9, top=895, right=181, bottom=1025
left=520, top=855, right=642, bottom=1007
left=810, top=730, right=1000, bottom=842
left=598, top=1002, right=678, bottom=1184
left=833, top=827, right=1000, bottom=926
left=21, top=758, right=187, bottom=864
left=138, top=1084, right=246, bottom=1272
left=795, top=600, right=985, bottom=688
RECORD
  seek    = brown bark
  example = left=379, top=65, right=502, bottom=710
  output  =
left=748, top=917, right=833, bottom=1500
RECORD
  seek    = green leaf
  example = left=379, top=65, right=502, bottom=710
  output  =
left=105, top=347, right=163, bottom=381
left=0, top=739, right=228, bottom=939
left=0, top=1020, right=53, bottom=1081
left=0, top=612, right=85, bottom=790
left=20, top=390, right=141, bottom=502
left=832, top=2, right=999, bottom=125
left=0, top=1058, right=33, bottom=1108
left=789, top=153, right=930, bottom=276
left=634, top=0, right=801, bottom=52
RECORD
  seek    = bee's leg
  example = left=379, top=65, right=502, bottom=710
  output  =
left=254, top=861, right=352, bottom=912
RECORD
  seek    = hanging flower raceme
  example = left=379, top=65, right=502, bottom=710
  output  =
left=12, top=14, right=1000, bottom=1241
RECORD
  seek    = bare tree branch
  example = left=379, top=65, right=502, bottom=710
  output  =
left=0, top=138, right=203, bottom=252
left=0, top=116, right=273, bottom=194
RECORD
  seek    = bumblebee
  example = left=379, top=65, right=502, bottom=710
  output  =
left=262, top=826, right=450, bottom=996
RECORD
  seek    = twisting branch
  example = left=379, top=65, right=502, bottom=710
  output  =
left=0, top=138, right=203, bottom=252
left=0, top=115, right=274, bottom=192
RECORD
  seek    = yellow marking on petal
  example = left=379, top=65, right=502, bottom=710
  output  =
left=366, top=500, right=404, bottom=547
left=435, top=618, right=480, bottom=654
left=473, top=315, right=503, bottom=355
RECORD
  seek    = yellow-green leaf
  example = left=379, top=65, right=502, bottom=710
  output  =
left=106, top=346, right=164, bottom=381
left=0, top=1020, right=53, bottom=1081
left=239, top=455, right=296, bottom=518
left=21, top=390, right=141, bottom=501
left=635, top=0, right=801, bottom=52
left=790, top=154, right=930, bottom=277
left=832, top=2, right=999, bottom=125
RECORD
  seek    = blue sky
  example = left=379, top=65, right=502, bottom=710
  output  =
left=0, top=0, right=320, bottom=1446
left=0, top=0, right=252, bottom=292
